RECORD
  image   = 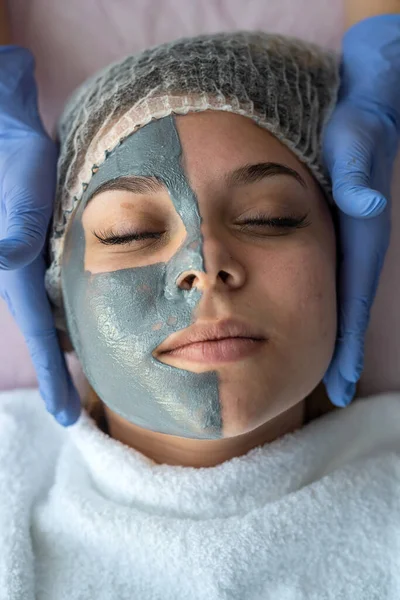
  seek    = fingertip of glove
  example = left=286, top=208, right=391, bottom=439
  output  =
left=55, top=406, right=81, bottom=427
left=40, top=381, right=82, bottom=427
left=54, top=387, right=82, bottom=427
left=323, top=370, right=356, bottom=407
left=342, top=381, right=356, bottom=406
left=0, top=239, right=40, bottom=270
left=359, top=193, right=387, bottom=218
left=333, top=187, right=387, bottom=218
left=337, top=338, right=365, bottom=383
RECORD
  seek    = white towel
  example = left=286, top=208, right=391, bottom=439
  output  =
left=1, top=387, right=400, bottom=599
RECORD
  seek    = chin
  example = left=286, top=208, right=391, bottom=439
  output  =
left=219, top=390, right=266, bottom=436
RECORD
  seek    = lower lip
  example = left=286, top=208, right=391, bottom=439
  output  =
left=161, top=337, right=265, bottom=363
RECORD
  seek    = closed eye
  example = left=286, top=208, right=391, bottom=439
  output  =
left=237, top=213, right=310, bottom=231
left=92, top=229, right=163, bottom=245
left=92, top=213, right=310, bottom=246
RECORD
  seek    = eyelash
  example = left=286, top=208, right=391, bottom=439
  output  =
left=93, top=229, right=164, bottom=245
left=93, top=213, right=311, bottom=246
left=239, top=213, right=310, bottom=231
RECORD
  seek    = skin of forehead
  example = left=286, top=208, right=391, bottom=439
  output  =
left=61, top=116, right=223, bottom=439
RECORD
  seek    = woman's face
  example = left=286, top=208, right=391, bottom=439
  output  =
left=62, top=110, right=336, bottom=440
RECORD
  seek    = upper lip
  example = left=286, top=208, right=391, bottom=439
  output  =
left=155, top=318, right=266, bottom=354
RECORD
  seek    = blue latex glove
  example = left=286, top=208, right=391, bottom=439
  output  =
left=0, top=46, right=81, bottom=425
left=322, top=14, right=400, bottom=407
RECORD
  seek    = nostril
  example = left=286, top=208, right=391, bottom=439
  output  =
left=219, top=270, right=230, bottom=283
left=180, top=274, right=196, bottom=290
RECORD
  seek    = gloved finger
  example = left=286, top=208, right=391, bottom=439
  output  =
left=55, top=364, right=82, bottom=426
left=24, top=328, right=81, bottom=421
left=0, top=226, right=46, bottom=270
left=330, top=153, right=387, bottom=218
left=324, top=210, right=389, bottom=406
left=332, top=182, right=386, bottom=219
left=336, top=212, right=388, bottom=380
left=323, top=361, right=356, bottom=408
left=335, top=299, right=369, bottom=383
left=1, top=261, right=81, bottom=419
left=0, top=136, right=57, bottom=270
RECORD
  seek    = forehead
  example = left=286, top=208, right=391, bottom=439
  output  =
left=82, top=111, right=320, bottom=220
left=83, top=111, right=319, bottom=208
left=174, top=111, right=317, bottom=193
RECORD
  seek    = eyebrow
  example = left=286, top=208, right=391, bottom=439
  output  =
left=87, top=175, right=165, bottom=204
left=225, top=162, right=307, bottom=189
left=87, top=161, right=307, bottom=204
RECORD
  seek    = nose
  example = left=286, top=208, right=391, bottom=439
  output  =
left=176, top=235, right=246, bottom=293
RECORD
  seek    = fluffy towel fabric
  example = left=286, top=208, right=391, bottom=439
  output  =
left=0, top=388, right=400, bottom=599
left=44, top=31, right=339, bottom=331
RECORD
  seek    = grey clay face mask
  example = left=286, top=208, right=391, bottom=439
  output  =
left=61, top=116, right=223, bottom=439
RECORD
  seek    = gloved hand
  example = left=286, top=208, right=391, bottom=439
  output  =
left=322, top=14, right=400, bottom=407
left=0, top=46, right=81, bottom=425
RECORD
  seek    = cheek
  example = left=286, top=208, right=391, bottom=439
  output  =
left=254, top=239, right=337, bottom=348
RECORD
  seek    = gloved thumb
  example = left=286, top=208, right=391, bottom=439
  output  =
left=0, top=205, right=49, bottom=270
left=330, top=154, right=387, bottom=219
left=0, top=135, right=56, bottom=270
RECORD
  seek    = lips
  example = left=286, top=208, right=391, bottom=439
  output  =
left=155, top=318, right=266, bottom=355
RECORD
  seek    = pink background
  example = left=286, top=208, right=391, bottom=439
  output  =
left=1, top=0, right=399, bottom=396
